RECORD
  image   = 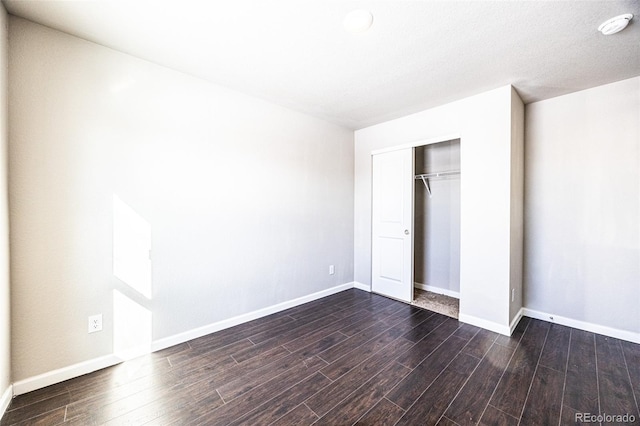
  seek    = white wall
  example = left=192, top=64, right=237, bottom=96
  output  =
left=0, top=3, right=10, bottom=417
left=524, top=77, right=640, bottom=336
left=355, top=85, right=523, bottom=333
left=9, top=18, right=354, bottom=383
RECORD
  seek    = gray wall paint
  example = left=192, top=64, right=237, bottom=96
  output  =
left=414, top=140, right=460, bottom=294
left=524, top=77, right=639, bottom=334
left=9, top=18, right=354, bottom=381
left=509, top=88, right=525, bottom=322
left=6, top=11, right=636, bottom=391
left=0, top=4, right=10, bottom=404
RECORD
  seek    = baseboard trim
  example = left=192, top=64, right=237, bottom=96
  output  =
left=353, top=282, right=371, bottom=292
left=12, top=282, right=358, bottom=396
left=1, top=384, right=12, bottom=420
left=151, top=282, right=355, bottom=353
left=12, top=354, right=121, bottom=396
left=458, top=313, right=511, bottom=336
left=414, top=283, right=460, bottom=299
left=510, top=308, right=524, bottom=334
left=523, top=308, right=640, bottom=344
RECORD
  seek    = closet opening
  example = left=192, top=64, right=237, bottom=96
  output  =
left=412, top=139, right=461, bottom=318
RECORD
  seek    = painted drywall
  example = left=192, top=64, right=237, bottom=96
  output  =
left=524, top=77, right=640, bottom=334
left=355, top=85, right=523, bottom=332
left=0, top=2, right=10, bottom=415
left=509, top=88, right=525, bottom=323
left=414, top=140, right=460, bottom=295
left=9, top=17, right=354, bottom=382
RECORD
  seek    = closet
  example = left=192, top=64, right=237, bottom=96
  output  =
left=370, top=87, right=524, bottom=336
left=371, top=130, right=523, bottom=333
left=371, top=138, right=460, bottom=316
left=413, top=140, right=460, bottom=318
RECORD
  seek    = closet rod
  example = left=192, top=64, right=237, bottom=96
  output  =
left=414, top=170, right=460, bottom=179
left=416, top=170, right=459, bottom=197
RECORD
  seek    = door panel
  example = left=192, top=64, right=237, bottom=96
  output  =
left=372, top=148, right=413, bottom=302
left=378, top=237, right=403, bottom=281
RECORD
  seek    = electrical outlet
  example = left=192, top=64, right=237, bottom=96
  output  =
left=88, top=314, right=103, bottom=333
left=511, top=288, right=515, bottom=302
left=329, top=265, right=335, bottom=275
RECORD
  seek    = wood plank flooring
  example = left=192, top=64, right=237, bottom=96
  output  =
left=2, top=289, right=639, bottom=425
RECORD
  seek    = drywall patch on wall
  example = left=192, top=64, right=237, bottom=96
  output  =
left=524, top=76, right=640, bottom=335
left=9, top=17, right=354, bottom=382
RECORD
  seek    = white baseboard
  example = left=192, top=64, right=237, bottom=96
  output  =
left=12, top=354, right=121, bottom=396
left=510, top=308, right=524, bottom=334
left=414, top=283, right=460, bottom=299
left=1, top=384, right=12, bottom=419
left=459, top=313, right=511, bottom=336
left=13, top=282, right=357, bottom=396
left=523, top=308, right=640, bottom=344
left=353, top=281, right=371, bottom=292
left=12, top=283, right=638, bottom=398
left=458, top=308, right=523, bottom=337
left=12, top=282, right=357, bottom=396
left=151, top=282, right=355, bottom=353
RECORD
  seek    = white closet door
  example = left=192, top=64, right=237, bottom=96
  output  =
left=371, top=148, right=413, bottom=302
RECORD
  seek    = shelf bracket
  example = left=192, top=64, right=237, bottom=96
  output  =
left=420, top=175, right=431, bottom=197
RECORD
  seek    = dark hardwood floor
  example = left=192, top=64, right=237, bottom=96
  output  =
left=2, top=289, right=639, bottom=425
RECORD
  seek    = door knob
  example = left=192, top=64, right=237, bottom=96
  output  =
left=404, top=229, right=410, bottom=235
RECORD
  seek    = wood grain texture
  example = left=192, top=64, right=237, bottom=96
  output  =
left=489, top=319, right=550, bottom=418
left=2, top=289, right=639, bottom=426
left=229, top=372, right=330, bottom=425
left=304, top=338, right=414, bottom=417
left=537, top=323, right=570, bottom=372
left=595, top=335, right=640, bottom=422
left=621, top=340, right=640, bottom=416
left=445, top=343, right=514, bottom=425
left=563, top=329, right=599, bottom=414
left=495, top=316, right=530, bottom=350
left=270, top=404, right=318, bottom=425
left=353, top=398, right=404, bottom=426
left=519, top=365, right=564, bottom=426
left=395, top=352, right=480, bottom=425
left=395, top=316, right=456, bottom=369
left=386, top=334, right=468, bottom=409
left=314, top=361, right=410, bottom=425
left=479, top=405, right=519, bottom=426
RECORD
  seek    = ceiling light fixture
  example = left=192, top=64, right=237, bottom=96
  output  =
left=598, top=13, right=633, bottom=35
left=343, top=9, right=373, bottom=33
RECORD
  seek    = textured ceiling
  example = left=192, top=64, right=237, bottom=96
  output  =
left=3, top=0, right=640, bottom=129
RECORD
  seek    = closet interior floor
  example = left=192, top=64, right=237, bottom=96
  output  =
left=412, top=289, right=459, bottom=319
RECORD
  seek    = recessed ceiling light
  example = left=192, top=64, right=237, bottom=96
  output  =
left=343, top=9, right=373, bottom=33
left=598, top=13, right=633, bottom=35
